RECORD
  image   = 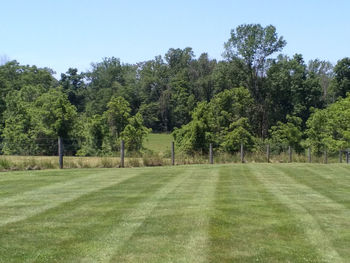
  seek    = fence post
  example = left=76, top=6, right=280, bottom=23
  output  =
left=308, top=147, right=311, bottom=163
left=209, top=143, right=213, bottom=164
left=324, top=150, right=328, bottom=164
left=240, top=143, right=244, bottom=163
left=58, top=136, right=63, bottom=169
left=267, top=144, right=270, bottom=163
left=120, top=140, right=125, bottom=168
left=339, top=150, right=342, bottom=163
left=347, top=151, right=349, bottom=164
left=288, top=146, right=292, bottom=163
left=171, top=141, right=175, bottom=165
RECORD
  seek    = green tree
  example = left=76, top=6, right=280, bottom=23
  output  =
left=190, top=53, right=217, bottom=102
left=307, top=59, right=333, bottom=103
left=75, top=114, right=110, bottom=156
left=173, top=87, right=253, bottom=153
left=331, top=58, right=350, bottom=100
left=224, top=24, right=286, bottom=138
left=1, top=85, right=49, bottom=154
left=221, top=118, right=255, bottom=153
left=265, top=54, right=324, bottom=131
left=104, top=96, right=131, bottom=138
left=121, top=113, right=151, bottom=152
left=0, top=61, right=57, bottom=151
left=138, top=102, right=160, bottom=130
left=60, top=68, right=86, bottom=112
left=269, top=115, right=303, bottom=153
left=31, top=88, right=77, bottom=138
left=85, top=57, right=140, bottom=115
left=306, top=94, right=350, bottom=154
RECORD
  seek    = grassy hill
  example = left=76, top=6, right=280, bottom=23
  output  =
left=144, top=133, right=173, bottom=154
left=0, top=164, right=349, bottom=262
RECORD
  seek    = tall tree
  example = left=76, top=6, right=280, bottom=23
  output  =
left=331, top=58, right=350, bottom=100
left=104, top=96, right=131, bottom=138
left=307, top=59, right=333, bottom=102
left=60, top=68, right=87, bottom=112
left=31, top=88, right=77, bottom=139
left=85, top=57, right=140, bottom=115
left=224, top=24, right=286, bottom=137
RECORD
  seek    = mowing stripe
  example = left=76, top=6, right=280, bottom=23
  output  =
left=108, top=166, right=218, bottom=262
left=251, top=165, right=347, bottom=263
left=283, top=165, right=350, bottom=209
left=79, top=168, right=192, bottom=262
left=179, top=168, right=218, bottom=263
left=0, top=169, right=141, bottom=227
left=306, top=164, right=350, bottom=181
left=0, top=169, right=179, bottom=263
left=272, top=165, right=350, bottom=213
left=0, top=170, right=103, bottom=199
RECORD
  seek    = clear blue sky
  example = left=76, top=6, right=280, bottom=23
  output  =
left=1, top=0, right=349, bottom=77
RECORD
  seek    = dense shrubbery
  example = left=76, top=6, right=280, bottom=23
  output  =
left=173, top=87, right=255, bottom=153
left=306, top=94, right=350, bottom=154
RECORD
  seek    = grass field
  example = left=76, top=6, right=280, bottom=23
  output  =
left=0, top=164, right=349, bottom=262
left=144, top=133, right=173, bottom=154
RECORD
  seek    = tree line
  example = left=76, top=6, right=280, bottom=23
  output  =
left=1, top=24, right=350, bottom=156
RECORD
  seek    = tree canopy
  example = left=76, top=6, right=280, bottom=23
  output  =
left=0, top=23, right=348, bottom=156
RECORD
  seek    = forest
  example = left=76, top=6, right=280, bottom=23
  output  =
left=1, top=23, right=350, bottom=156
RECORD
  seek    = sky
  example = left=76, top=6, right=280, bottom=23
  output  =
left=0, top=0, right=349, bottom=77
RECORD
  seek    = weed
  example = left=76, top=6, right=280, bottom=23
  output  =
left=128, top=158, right=141, bottom=167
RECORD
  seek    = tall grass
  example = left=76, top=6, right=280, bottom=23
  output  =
left=0, top=150, right=344, bottom=172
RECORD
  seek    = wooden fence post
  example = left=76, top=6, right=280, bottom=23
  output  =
left=267, top=144, right=270, bottom=163
left=347, top=151, right=349, bottom=164
left=171, top=141, right=175, bottom=166
left=339, top=150, right=342, bottom=163
left=58, top=136, right=63, bottom=169
left=324, top=150, right=328, bottom=164
left=308, top=147, right=311, bottom=163
left=240, top=143, right=244, bottom=163
left=120, top=140, right=125, bottom=168
left=209, top=143, right=213, bottom=164
left=288, top=146, right=292, bottom=163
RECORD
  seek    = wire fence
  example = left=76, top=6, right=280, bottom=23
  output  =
left=0, top=139, right=349, bottom=171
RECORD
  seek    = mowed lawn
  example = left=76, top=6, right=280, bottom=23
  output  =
left=0, top=164, right=349, bottom=262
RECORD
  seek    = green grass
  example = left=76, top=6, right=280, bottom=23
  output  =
left=144, top=133, right=173, bottom=154
left=0, top=164, right=349, bottom=262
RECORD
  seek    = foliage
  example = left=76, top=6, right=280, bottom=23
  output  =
left=31, top=88, right=77, bottom=138
left=224, top=24, right=286, bottom=74
left=269, top=115, right=303, bottom=153
left=121, top=113, right=151, bottom=152
left=224, top=24, right=286, bottom=137
left=173, top=87, right=254, bottom=153
left=306, top=93, right=350, bottom=153
left=331, top=57, right=350, bottom=99
left=104, top=96, right=131, bottom=138
left=1, top=24, right=349, bottom=156
left=77, top=97, right=150, bottom=155
left=60, top=68, right=87, bottom=112
left=75, top=114, right=110, bottom=156
left=221, top=118, right=255, bottom=153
